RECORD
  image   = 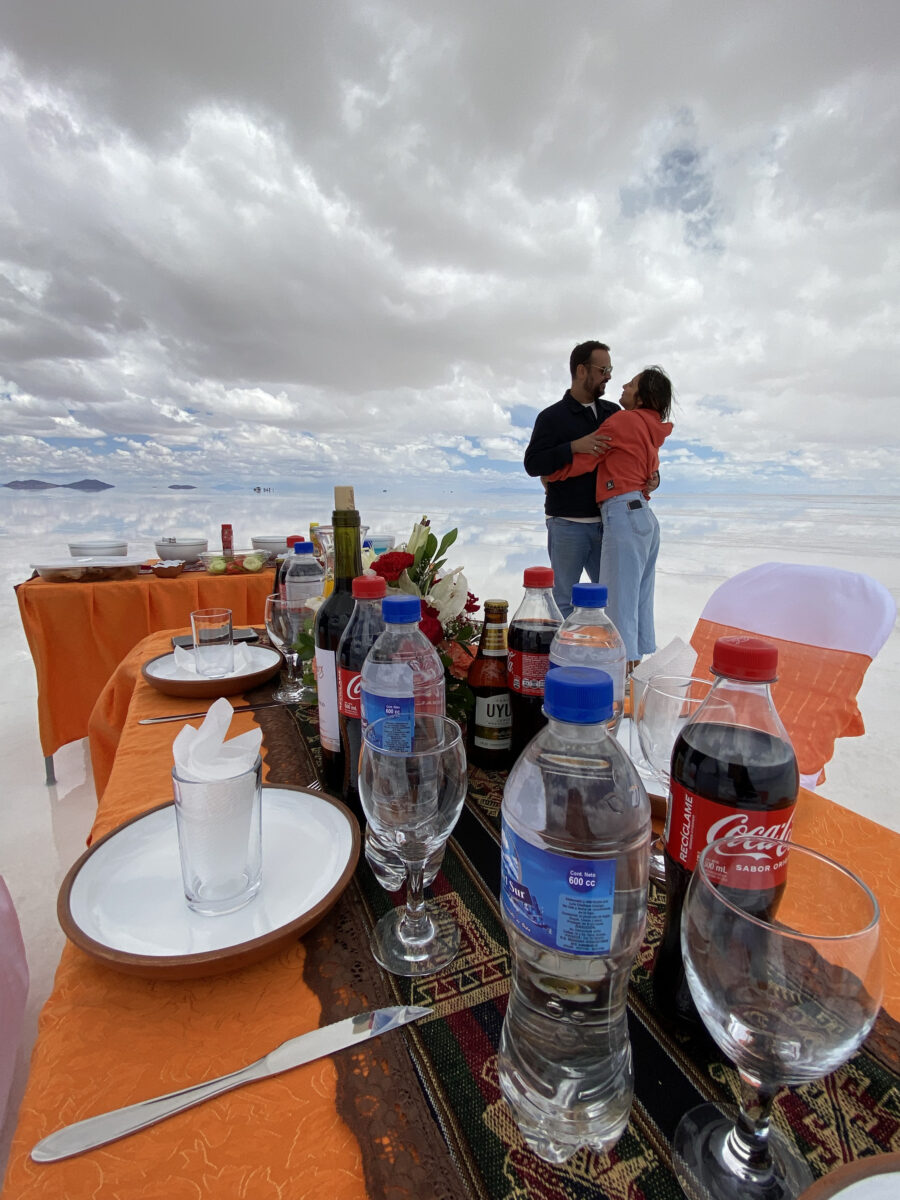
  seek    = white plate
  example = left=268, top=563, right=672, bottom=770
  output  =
left=146, top=644, right=279, bottom=683
left=59, top=787, right=360, bottom=978
left=141, top=644, right=282, bottom=699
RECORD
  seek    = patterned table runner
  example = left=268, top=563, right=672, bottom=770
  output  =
left=272, top=708, right=900, bottom=1200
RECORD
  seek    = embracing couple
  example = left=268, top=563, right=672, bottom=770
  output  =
left=523, top=340, right=673, bottom=672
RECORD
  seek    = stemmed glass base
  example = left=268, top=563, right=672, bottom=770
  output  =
left=672, top=1103, right=814, bottom=1200
left=370, top=902, right=460, bottom=977
left=271, top=653, right=315, bottom=704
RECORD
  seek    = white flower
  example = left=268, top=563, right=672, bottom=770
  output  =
left=405, top=518, right=431, bottom=558
left=428, top=568, right=468, bottom=624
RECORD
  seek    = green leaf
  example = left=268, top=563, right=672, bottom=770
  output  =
left=435, top=528, right=458, bottom=560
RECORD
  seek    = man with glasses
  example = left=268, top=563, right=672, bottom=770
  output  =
left=524, top=341, right=619, bottom=616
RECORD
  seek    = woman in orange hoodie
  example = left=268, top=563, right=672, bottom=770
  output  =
left=546, top=366, right=673, bottom=670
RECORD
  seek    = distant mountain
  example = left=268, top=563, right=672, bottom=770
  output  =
left=168, top=484, right=196, bottom=490
left=3, top=478, right=114, bottom=492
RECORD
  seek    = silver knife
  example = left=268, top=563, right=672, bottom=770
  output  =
left=31, top=1005, right=431, bottom=1163
left=139, top=701, right=285, bottom=724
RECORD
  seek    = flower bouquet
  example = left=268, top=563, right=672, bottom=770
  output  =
left=370, top=516, right=480, bottom=724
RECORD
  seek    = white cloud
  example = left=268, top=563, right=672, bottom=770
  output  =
left=0, top=1, right=897, bottom=494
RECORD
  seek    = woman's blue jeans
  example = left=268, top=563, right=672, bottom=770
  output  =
left=598, top=492, right=659, bottom=661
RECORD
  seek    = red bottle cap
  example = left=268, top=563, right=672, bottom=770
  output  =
left=286, top=535, right=304, bottom=547
left=352, top=575, right=387, bottom=598
left=712, top=635, right=778, bottom=682
left=523, top=566, right=554, bottom=588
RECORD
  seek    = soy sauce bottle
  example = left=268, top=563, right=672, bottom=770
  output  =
left=652, top=636, right=799, bottom=1024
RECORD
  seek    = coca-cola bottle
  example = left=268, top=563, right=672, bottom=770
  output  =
left=507, top=567, right=563, bottom=761
left=313, top=487, right=363, bottom=792
left=652, top=635, right=799, bottom=1024
left=337, top=574, right=387, bottom=808
left=467, top=599, right=512, bottom=770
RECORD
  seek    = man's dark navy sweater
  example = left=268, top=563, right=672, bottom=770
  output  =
left=524, top=390, right=619, bottom=518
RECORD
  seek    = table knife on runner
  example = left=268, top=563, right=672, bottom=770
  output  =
left=31, top=1005, right=431, bottom=1163
left=139, top=701, right=285, bottom=724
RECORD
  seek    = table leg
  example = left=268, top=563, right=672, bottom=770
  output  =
left=44, top=755, right=56, bottom=786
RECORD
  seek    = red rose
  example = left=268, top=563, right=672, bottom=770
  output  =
left=371, top=551, right=415, bottom=583
left=464, top=591, right=480, bottom=614
left=418, top=614, right=443, bottom=645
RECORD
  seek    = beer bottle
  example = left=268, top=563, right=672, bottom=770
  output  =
left=467, top=600, right=512, bottom=770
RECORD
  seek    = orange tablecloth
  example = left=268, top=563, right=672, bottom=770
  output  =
left=16, top=568, right=276, bottom=757
left=3, top=631, right=368, bottom=1200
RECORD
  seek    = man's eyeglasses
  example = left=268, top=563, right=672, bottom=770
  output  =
left=592, top=365, right=613, bottom=378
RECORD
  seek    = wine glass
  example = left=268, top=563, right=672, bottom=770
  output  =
left=264, top=594, right=314, bottom=703
left=359, top=715, right=467, bottom=976
left=673, top=836, right=883, bottom=1200
left=635, top=674, right=713, bottom=883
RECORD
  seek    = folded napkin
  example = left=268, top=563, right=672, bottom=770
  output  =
left=172, top=642, right=253, bottom=677
left=631, top=637, right=699, bottom=713
left=173, top=697, right=262, bottom=782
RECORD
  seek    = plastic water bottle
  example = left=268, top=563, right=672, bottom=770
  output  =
left=499, top=666, right=651, bottom=1162
left=276, top=536, right=305, bottom=597
left=283, top=541, right=325, bottom=608
left=549, top=583, right=627, bottom=733
left=360, top=594, right=446, bottom=890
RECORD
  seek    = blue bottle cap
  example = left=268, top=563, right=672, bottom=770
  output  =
left=295, top=542, right=315, bottom=554
left=544, top=666, right=613, bottom=723
left=382, top=594, right=422, bottom=623
left=571, top=582, right=608, bottom=608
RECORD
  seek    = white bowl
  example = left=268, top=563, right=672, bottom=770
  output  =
left=251, top=536, right=289, bottom=556
left=155, top=538, right=208, bottom=563
left=68, top=540, right=128, bottom=557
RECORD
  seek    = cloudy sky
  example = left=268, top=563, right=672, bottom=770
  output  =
left=1, top=0, right=898, bottom=495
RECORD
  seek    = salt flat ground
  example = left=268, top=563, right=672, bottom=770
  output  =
left=0, top=486, right=897, bottom=1173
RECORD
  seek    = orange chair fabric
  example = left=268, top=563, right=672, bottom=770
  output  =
left=691, top=617, right=870, bottom=780
left=16, top=569, right=276, bottom=757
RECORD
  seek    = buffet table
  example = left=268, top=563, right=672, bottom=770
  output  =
left=3, top=630, right=899, bottom=1199
left=15, top=568, right=276, bottom=765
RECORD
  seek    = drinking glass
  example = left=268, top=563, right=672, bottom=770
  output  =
left=264, top=594, right=314, bottom=703
left=190, top=608, right=234, bottom=678
left=673, top=836, right=882, bottom=1200
left=636, top=674, right=713, bottom=883
left=359, top=716, right=467, bottom=976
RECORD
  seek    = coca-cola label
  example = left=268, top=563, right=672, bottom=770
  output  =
left=507, top=649, right=550, bottom=697
left=664, top=782, right=796, bottom=888
left=338, top=667, right=362, bottom=718
left=501, top=821, right=616, bottom=955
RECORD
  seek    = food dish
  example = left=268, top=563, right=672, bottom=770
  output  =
left=58, top=786, right=360, bottom=979
left=151, top=561, right=185, bottom=578
left=32, top=557, right=147, bottom=583
left=199, top=550, right=271, bottom=575
left=141, top=645, right=281, bottom=698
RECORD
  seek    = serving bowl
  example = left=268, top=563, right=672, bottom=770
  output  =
left=251, top=536, right=290, bottom=559
left=68, top=540, right=128, bottom=557
left=150, top=561, right=185, bottom=578
left=155, top=537, right=208, bottom=563
left=199, top=550, right=271, bottom=575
